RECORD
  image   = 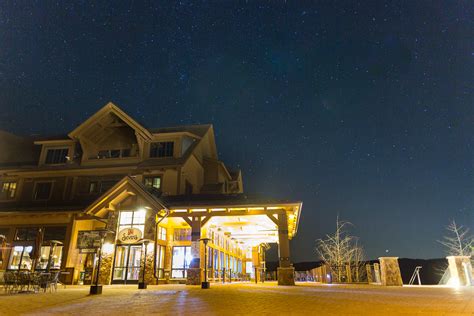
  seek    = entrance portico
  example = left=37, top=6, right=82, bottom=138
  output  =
left=161, top=195, right=301, bottom=286
left=66, top=176, right=301, bottom=286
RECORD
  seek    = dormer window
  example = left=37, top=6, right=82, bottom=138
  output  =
left=150, top=142, right=174, bottom=158
left=96, top=148, right=133, bottom=159
left=45, top=148, right=68, bottom=164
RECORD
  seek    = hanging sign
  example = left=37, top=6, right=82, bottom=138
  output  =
left=77, top=230, right=103, bottom=251
left=117, top=228, right=142, bottom=244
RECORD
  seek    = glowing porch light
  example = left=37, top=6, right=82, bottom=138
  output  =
left=227, top=208, right=246, bottom=212
left=190, top=208, right=207, bottom=213
left=102, top=243, right=114, bottom=254
left=210, top=208, right=226, bottom=212
left=146, top=242, right=154, bottom=253
left=248, top=207, right=265, bottom=211
left=172, top=209, right=187, bottom=213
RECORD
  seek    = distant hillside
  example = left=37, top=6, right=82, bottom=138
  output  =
left=266, top=258, right=448, bottom=285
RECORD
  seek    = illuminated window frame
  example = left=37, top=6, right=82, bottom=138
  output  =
left=0, top=181, right=17, bottom=200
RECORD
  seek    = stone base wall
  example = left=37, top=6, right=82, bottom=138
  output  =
left=277, top=267, right=295, bottom=286
left=138, top=250, right=157, bottom=285
left=145, top=252, right=156, bottom=285
left=447, top=256, right=473, bottom=286
left=379, top=257, right=403, bottom=286
left=186, top=268, right=202, bottom=285
left=98, top=252, right=113, bottom=285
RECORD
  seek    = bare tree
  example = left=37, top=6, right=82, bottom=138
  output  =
left=316, top=217, right=364, bottom=283
left=438, top=220, right=473, bottom=257
left=351, top=240, right=366, bottom=282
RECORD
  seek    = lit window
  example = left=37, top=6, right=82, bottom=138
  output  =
left=171, top=246, right=192, bottom=278
left=35, top=245, right=63, bottom=270
left=34, top=182, right=53, bottom=200
left=118, top=210, right=146, bottom=234
left=8, top=246, right=33, bottom=270
left=144, top=176, right=161, bottom=191
left=155, top=245, right=166, bottom=278
left=173, top=228, right=191, bottom=241
left=150, top=142, right=174, bottom=158
left=158, top=226, right=167, bottom=240
left=0, top=181, right=17, bottom=200
left=45, top=148, right=68, bottom=164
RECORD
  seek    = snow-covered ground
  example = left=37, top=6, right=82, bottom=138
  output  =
left=1, top=282, right=473, bottom=315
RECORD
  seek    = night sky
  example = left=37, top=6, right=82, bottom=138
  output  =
left=0, top=1, right=473, bottom=262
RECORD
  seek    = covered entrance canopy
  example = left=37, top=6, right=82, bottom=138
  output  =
left=79, top=176, right=302, bottom=286
left=161, top=194, right=301, bottom=247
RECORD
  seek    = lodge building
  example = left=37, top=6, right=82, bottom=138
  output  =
left=0, top=103, right=302, bottom=286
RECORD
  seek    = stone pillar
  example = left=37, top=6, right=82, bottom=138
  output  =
left=142, top=244, right=156, bottom=285
left=373, top=263, right=381, bottom=284
left=186, top=217, right=201, bottom=285
left=277, top=213, right=295, bottom=285
left=447, top=256, right=473, bottom=286
left=378, top=257, right=403, bottom=286
left=98, top=251, right=113, bottom=285
left=366, top=264, right=373, bottom=283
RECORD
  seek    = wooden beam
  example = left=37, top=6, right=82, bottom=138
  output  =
left=201, top=216, right=212, bottom=227
left=182, top=216, right=192, bottom=226
left=266, top=214, right=279, bottom=226
left=168, top=209, right=285, bottom=218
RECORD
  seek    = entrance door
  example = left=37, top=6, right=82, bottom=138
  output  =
left=171, top=246, right=192, bottom=278
left=112, top=245, right=142, bottom=284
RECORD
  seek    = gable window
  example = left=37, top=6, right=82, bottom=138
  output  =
left=150, top=142, right=174, bottom=158
left=118, top=210, right=146, bottom=234
left=34, top=182, right=53, bottom=200
left=45, top=148, right=68, bottom=164
left=0, top=181, right=17, bottom=200
left=144, top=176, right=161, bottom=191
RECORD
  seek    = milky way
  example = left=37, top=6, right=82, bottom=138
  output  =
left=0, top=1, right=473, bottom=261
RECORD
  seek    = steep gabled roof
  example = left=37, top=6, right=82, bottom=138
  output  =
left=0, top=131, right=40, bottom=167
left=149, top=124, right=212, bottom=138
left=84, top=176, right=167, bottom=217
left=68, top=102, right=153, bottom=141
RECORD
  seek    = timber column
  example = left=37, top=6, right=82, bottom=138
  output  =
left=277, top=212, right=295, bottom=285
left=186, top=216, right=202, bottom=285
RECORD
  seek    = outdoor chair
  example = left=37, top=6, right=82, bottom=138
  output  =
left=3, top=271, right=18, bottom=294
left=18, top=272, right=32, bottom=292
left=39, top=273, right=51, bottom=293
left=48, top=272, right=60, bottom=292
left=30, top=272, right=42, bottom=293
